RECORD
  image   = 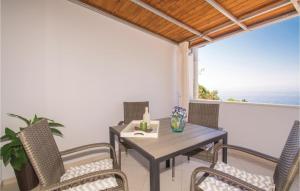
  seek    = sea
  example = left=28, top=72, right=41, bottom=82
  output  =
left=218, top=91, right=300, bottom=106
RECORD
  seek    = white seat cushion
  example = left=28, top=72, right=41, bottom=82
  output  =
left=199, top=162, right=275, bottom=191
left=61, top=158, right=118, bottom=191
left=200, top=142, right=214, bottom=151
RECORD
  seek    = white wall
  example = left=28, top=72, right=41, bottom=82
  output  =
left=219, top=102, right=299, bottom=157
left=1, top=0, right=177, bottom=179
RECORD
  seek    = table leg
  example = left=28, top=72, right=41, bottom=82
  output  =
left=150, top=159, right=160, bottom=191
left=109, top=129, right=115, bottom=160
left=222, top=134, right=228, bottom=163
left=165, top=159, right=170, bottom=168
left=172, top=157, right=175, bottom=181
left=118, top=136, right=121, bottom=169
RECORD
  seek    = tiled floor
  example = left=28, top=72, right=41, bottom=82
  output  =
left=120, top=150, right=210, bottom=191
left=2, top=150, right=299, bottom=191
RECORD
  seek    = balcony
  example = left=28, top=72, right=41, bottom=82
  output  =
left=1, top=0, right=299, bottom=191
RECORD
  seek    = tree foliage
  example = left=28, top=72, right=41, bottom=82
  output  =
left=198, top=85, right=247, bottom=102
left=227, top=98, right=248, bottom=102
left=198, top=85, right=220, bottom=100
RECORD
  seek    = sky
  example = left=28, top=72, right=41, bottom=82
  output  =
left=198, top=17, right=299, bottom=95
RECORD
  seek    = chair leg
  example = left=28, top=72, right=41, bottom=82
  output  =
left=172, top=157, right=175, bottom=181
left=187, top=155, right=190, bottom=163
left=118, top=144, right=122, bottom=169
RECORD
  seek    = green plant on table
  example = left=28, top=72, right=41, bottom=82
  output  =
left=0, top=114, right=64, bottom=171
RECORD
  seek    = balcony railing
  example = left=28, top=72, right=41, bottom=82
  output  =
left=190, top=99, right=300, bottom=157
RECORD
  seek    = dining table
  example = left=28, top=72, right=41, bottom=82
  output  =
left=109, top=118, right=228, bottom=191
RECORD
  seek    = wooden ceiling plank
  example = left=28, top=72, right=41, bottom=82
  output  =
left=142, top=0, right=228, bottom=33
left=192, top=10, right=298, bottom=48
left=188, top=0, right=293, bottom=43
left=239, top=0, right=292, bottom=21
left=130, top=0, right=212, bottom=42
left=248, top=10, right=297, bottom=29
left=204, top=20, right=235, bottom=35
left=208, top=24, right=241, bottom=39
left=243, top=4, right=295, bottom=26
left=205, top=0, right=248, bottom=31
left=77, top=0, right=179, bottom=43
left=219, top=0, right=274, bottom=18
left=291, top=0, right=300, bottom=13
left=187, top=20, right=234, bottom=42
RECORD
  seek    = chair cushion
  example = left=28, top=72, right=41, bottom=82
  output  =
left=61, top=159, right=118, bottom=190
left=200, top=143, right=214, bottom=151
left=199, top=162, right=275, bottom=191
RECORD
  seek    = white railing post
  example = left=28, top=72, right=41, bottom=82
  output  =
left=192, top=48, right=199, bottom=99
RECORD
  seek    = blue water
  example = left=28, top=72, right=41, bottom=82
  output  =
left=218, top=91, right=300, bottom=105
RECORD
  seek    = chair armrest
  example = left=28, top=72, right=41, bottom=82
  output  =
left=42, top=169, right=128, bottom=191
left=118, top=121, right=125, bottom=125
left=190, top=166, right=265, bottom=191
left=60, top=143, right=118, bottom=168
left=213, top=144, right=279, bottom=164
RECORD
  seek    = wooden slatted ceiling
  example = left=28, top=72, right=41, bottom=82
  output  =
left=81, top=0, right=195, bottom=42
left=215, top=0, right=277, bottom=18
left=79, top=0, right=299, bottom=47
left=140, top=0, right=229, bottom=34
left=190, top=36, right=208, bottom=47
left=190, top=1, right=298, bottom=46
left=244, top=3, right=296, bottom=26
left=208, top=24, right=241, bottom=38
left=191, top=3, right=297, bottom=46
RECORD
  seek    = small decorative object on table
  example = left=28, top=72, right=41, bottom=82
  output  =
left=121, top=107, right=159, bottom=138
left=171, top=106, right=187, bottom=132
left=121, top=120, right=159, bottom=138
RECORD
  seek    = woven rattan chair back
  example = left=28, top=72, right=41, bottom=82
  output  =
left=273, top=120, right=299, bottom=191
left=188, top=103, right=219, bottom=128
left=123, top=101, right=149, bottom=124
left=19, top=119, right=65, bottom=187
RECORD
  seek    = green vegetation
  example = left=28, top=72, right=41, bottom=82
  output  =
left=227, top=98, right=248, bottom=102
left=198, top=85, right=220, bottom=100
left=198, top=85, right=247, bottom=102
left=0, top=114, right=64, bottom=171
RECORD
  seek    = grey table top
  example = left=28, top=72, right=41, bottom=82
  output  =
left=110, top=118, right=227, bottom=161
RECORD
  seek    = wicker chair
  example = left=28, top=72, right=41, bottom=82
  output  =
left=170, top=103, right=219, bottom=180
left=119, top=101, right=149, bottom=125
left=184, top=102, right=220, bottom=163
left=190, top=120, right=299, bottom=191
left=118, top=101, right=149, bottom=154
left=19, top=119, right=129, bottom=191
